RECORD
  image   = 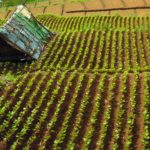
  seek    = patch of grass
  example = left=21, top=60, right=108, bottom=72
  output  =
left=0, top=73, right=16, bottom=89
left=0, top=0, right=47, bottom=7
left=0, top=19, right=6, bottom=26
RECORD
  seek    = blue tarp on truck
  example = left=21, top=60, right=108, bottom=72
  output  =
left=0, top=5, right=54, bottom=61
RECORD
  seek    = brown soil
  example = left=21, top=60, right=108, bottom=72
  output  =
left=64, top=12, right=84, bottom=17
left=110, top=0, right=123, bottom=8
left=99, top=31, right=107, bottom=68
left=141, top=31, right=150, bottom=66
left=32, top=7, right=45, bottom=16
left=123, top=32, right=131, bottom=68
left=45, top=5, right=62, bottom=15
left=38, top=73, right=70, bottom=149
left=0, top=73, right=33, bottom=125
left=86, top=11, right=109, bottom=16
left=1, top=0, right=150, bottom=18
left=117, top=74, right=132, bottom=149
left=62, top=17, right=74, bottom=31
left=30, top=74, right=61, bottom=149
left=92, top=31, right=101, bottom=69
left=64, top=1, right=84, bottom=11
left=89, top=75, right=110, bottom=149
left=63, top=1, right=84, bottom=16
left=108, top=31, right=113, bottom=68
left=99, top=0, right=106, bottom=8
left=0, top=11, right=8, bottom=19
left=61, top=4, right=65, bottom=16
left=35, top=1, right=50, bottom=7
left=83, top=31, right=95, bottom=68
left=131, top=74, right=144, bottom=150
left=85, top=0, right=102, bottom=10
left=120, top=0, right=127, bottom=7
left=123, top=31, right=128, bottom=69
left=75, top=31, right=90, bottom=68
left=29, top=72, right=70, bottom=149
left=128, top=31, right=134, bottom=68
left=32, top=35, right=60, bottom=70
left=137, top=9, right=150, bottom=16
left=74, top=75, right=100, bottom=149
left=103, top=75, right=122, bottom=149
left=14, top=74, right=52, bottom=149
left=62, top=75, right=89, bottom=149
left=145, top=0, right=150, bottom=5
left=46, top=33, right=71, bottom=66
left=135, top=32, right=143, bottom=68
left=0, top=141, right=6, bottom=150
left=110, top=10, right=135, bottom=16
left=0, top=72, right=149, bottom=148
left=61, top=33, right=78, bottom=67
left=54, top=33, right=74, bottom=67
left=143, top=0, right=148, bottom=5
left=126, top=0, right=146, bottom=7
left=68, top=32, right=83, bottom=68
left=45, top=74, right=79, bottom=149
left=6, top=74, right=47, bottom=149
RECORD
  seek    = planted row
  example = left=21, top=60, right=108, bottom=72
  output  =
left=37, top=15, right=150, bottom=32
left=0, top=71, right=149, bottom=149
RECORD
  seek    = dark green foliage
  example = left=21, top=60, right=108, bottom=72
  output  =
left=0, top=0, right=47, bottom=7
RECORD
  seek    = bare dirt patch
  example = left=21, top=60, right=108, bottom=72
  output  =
left=0, top=141, right=6, bottom=150
left=31, top=7, right=45, bottom=15
left=86, top=11, right=109, bottom=16
left=85, top=0, right=102, bottom=9
left=136, top=9, right=150, bottom=16
left=64, top=2, right=85, bottom=16
left=99, top=0, right=106, bottom=8
left=125, top=0, right=146, bottom=7
left=35, top=1, right=50, bottom=7
left=145, top=0, right=150, bottom=5
left=104, top=0, right=124, bottom=8
left=64, top=2, right=84, bottom=11
left=108, top=10, right=136, bottom=16
left=0, top=0, right=150, bottom=18
left=45, top=5, right=62, bottom=15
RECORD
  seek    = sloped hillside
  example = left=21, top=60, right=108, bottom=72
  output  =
left=0, top=14, right=150, bottom=150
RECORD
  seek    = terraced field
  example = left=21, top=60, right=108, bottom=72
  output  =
left=0, top=15, right=150, bottom=150
left=38, top=15, right=150, bottom=32
left=1, top=0, right=150, bottom=19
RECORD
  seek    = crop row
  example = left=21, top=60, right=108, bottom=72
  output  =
left=1, top=15, right=150, bottom=33
left=27, top=30, right=150, bottom=72
left=37, top=15, right=150, bottom=32
left=0, top=71, right=149, bottom=149
left=0, top=30, right=150, bottom=74
left=1, top=15, right=150, bottom=32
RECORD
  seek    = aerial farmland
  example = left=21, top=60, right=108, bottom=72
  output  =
left=0, top=0, right=150, bottom=150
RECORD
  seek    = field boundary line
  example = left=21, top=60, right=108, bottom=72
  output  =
left=66, top=6, right=150, bottom=13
